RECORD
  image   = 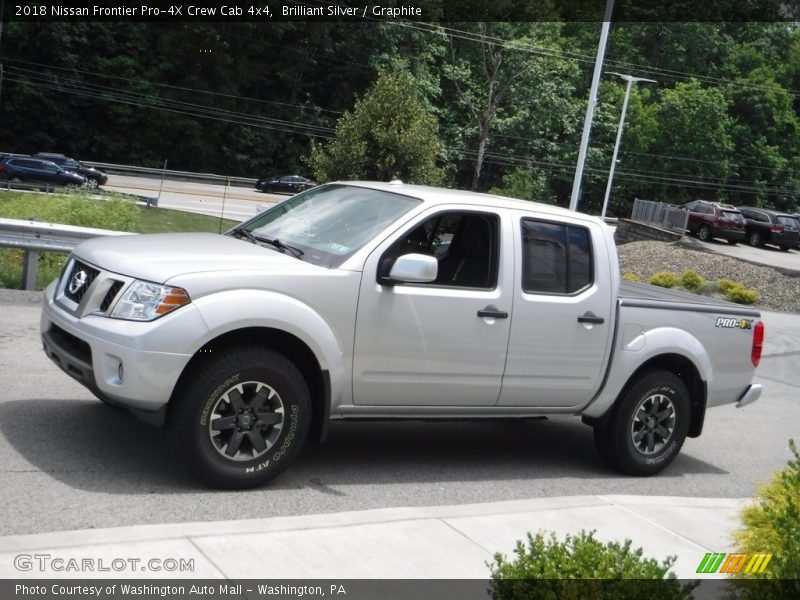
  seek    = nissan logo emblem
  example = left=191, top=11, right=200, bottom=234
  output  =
left=68, top=270, right=88, bottom=295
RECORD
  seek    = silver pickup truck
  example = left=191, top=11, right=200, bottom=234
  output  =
left=40, top=182, right=764, bottom=488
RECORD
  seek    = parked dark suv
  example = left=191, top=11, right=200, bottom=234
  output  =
left=0, top=156, right=85, bottom=189
left=682, top=200, right=747, bottom=244
left=737, top=206, right=800, bottom=251
left=33, top=153, right=107, bottom=188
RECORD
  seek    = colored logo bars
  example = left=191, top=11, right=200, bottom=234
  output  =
left=696, top=552, right=773, bottom=574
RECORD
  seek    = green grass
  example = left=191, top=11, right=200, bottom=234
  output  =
left=135, top=205, right=237, bottom=233
left=0, top=191, right=239, bottom=289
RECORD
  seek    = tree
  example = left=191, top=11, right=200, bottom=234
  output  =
left=443, top=22, right=565, bottom=191
left=305, top=69, right=444, bottom=184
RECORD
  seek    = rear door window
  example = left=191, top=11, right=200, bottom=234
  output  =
left=521, top=219, right=593, bottom=295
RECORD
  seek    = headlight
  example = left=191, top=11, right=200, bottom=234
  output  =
left=110, top=281, right=190, bottom=321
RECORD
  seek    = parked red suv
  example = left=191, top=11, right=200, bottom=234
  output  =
left=682, top=200, right=747, bottom=244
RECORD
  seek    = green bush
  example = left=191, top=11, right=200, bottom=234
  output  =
left=622, top=272, right=642, bottom=283
left=725, top=285, right=760, bottom=305
left=489, top=531, right=696, bottom=600
left=648, top=272, right=681, bottom=288
left=680, top=269, right=706, bottom=289
left=717, top=277, right=738, bottom=293
left=729, top=440, right=800, bottom=598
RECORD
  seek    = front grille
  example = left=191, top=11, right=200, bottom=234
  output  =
left=49, top=324, right=92, bottom=365
left=63, top=260, right=100, bottom=304
left=99, top=280, right=124, bottom=312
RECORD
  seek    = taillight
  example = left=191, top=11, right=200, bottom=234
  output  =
left=0, top=164, right=5, bottom=173
left=770, top=225, right=784, bottom=233
left=751, top=321, right=764, bottom=367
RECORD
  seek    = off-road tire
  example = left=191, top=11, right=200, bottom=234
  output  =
left=170, top=346, right=310, bottom=489
left=593, top=369, right=690, bottom=476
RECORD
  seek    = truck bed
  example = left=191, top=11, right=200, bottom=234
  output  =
left=618, top=281, right=760, bottom=317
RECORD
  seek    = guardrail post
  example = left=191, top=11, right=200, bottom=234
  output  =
left=21, top=249, right=39, bottom=290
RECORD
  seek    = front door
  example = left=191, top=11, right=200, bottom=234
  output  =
left=352, top=208, right=512, bottom=406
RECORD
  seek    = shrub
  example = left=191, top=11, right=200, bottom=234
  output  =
left=648, top=272, right=680, bottom=288
left=622, top=272, right=641, bottom=282
left=717, top=277, right=738, bottom=293
left=725, top=285, right=760, bottom=305
left=729, top=440, right=800, bottom=598
left=489, top=531, right=697, bottom=600
left=680, top=269, right=706, bottom=289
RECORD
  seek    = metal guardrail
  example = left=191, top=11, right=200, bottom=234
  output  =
left=83, top=160, right=258, bottom=187
left=0, top=152, right=258, bottom=188
left=0, top=217, right=133, bottom=290
left=631, top=198, right=689, bottom=235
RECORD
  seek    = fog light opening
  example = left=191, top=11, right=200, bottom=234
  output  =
left=118, top=362, right=124, bottom=383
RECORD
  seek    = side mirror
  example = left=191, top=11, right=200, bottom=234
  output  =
left=387, top=253, right=438, bottom=284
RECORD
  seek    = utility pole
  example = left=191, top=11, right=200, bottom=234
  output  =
left=0, top=0, right=5, bottom=111
left=600, top=73, right=656, bottom=219
left=569, top=0, right=614, bottom=212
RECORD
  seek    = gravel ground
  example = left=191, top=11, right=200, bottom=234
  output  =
left=618, top=240, right=800, bottom=313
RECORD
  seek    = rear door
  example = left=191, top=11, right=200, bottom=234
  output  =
left=498, top=213, right=614, bottom=408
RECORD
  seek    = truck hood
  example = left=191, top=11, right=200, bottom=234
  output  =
left=74, top=232, right=316, bottom=283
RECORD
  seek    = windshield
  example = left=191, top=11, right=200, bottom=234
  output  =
left=233, top=184, right=422, bottom=267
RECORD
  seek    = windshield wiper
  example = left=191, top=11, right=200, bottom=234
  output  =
left=233, top=228, right=304, bottom=259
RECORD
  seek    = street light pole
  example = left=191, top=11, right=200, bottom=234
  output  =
left=569, top=0, right=615, bottom=212
left=600, top=73, right=656, bottom=219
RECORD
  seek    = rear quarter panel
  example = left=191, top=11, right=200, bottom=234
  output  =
left=582, top=291, right=760, bottom=418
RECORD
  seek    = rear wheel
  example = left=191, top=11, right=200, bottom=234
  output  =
left=748, top=231, right=762, bottom=247
left=170, top=346, right=311, bottom=488
left=594, top=369, right=690, bottom=476
left=697, top=225, right=711, bottom=242
left=10, top=176, right=23, bottom=184
left=727, top=239, right=738, bottom=245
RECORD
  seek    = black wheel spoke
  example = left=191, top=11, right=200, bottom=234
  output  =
left=225, top=431, right=245, bottom=456
left=227, top=388, right=246, bottom=412
left=246, top=431, right=266, bottom=453
left=257, top=412, right=282, bottom=426
left=646, top=431, right=655, bottom=453
left=633, top=427, right=648, bottom=443
left=211, top=416, right=236, bottom=431
left=251, top=386, right=269, bottom=410
left=655, top=425, right=670, bottom=439
left=655, top=408, right=672, bottom=421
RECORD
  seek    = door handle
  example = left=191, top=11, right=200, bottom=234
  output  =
left=478, top=308, right=508, bottom=319
left=577, top=313, right=605, bottom=324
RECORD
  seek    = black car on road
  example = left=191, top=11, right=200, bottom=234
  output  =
left=737, top=206, right=800, bottom=251
left=255, top=175, right=316, bottom=194
left=0, top=156, right=85, bottom=189
left=33, top=153, right=108, bottom=188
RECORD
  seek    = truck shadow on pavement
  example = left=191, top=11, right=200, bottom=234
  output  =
left=1, top=399, right=727, bottom=494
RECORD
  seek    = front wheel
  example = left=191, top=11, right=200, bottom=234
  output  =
left=594, top=369, right=690, bottom=476
left=748, top=231, right=762, bottom=247
left=170, top=346, right=311, bottom=488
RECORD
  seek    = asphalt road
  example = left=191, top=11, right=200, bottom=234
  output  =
left=102, top=174, right=282, bottom=222
left=688, top=235, right=800, bottom=273
left=0, top=289, right=798, bottom=536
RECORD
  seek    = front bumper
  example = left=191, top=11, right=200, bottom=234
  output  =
left=736, top=383, right=762, bottom=408
left=41, top=280, right=202, bottom=415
